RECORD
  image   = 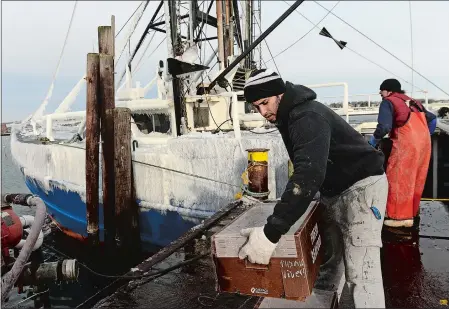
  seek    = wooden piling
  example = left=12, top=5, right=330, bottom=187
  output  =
left=98, top=25, right=116, bottom=247
left=111, top=108, right=141, bottom=252
left=86, top=53, right=100, bottom=247
left=98, top=26, right=114, bottom=55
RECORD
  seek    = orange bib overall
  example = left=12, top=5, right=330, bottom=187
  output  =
left=384, top=97, right=431, bottom=220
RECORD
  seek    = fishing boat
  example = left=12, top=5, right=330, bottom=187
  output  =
left=10, top=0, right=449, bottom=250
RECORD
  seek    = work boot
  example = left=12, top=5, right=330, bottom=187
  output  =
left=383, top=218, right=414, bottom=228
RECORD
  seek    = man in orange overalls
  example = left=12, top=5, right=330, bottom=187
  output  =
left=369, top=79, right=436, bottom=227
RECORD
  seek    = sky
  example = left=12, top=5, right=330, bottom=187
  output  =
left=2, top=1, right=449, bottom=122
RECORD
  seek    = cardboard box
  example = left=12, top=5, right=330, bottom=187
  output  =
left=212, top=201, right=323, bottom=301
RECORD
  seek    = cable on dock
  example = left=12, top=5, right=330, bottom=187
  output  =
left=42, top=243, right=209, bottom=280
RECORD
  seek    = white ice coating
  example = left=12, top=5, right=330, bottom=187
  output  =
left=10, top=129, right=290, bottom=220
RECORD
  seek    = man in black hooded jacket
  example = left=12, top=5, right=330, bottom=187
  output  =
left=238, top=69, right=388, bottom=308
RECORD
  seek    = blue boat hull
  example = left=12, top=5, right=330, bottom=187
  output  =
left=24, top=178, right=203, bottom=249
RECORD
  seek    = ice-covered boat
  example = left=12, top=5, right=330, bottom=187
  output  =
left=10, top=0, right=449, bottom=250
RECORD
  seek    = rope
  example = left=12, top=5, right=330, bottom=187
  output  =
left=132, top=159, right=240, bottom=188
left=31, top=1, right=78, bottom=121
left=51, top=141, right=270, bottom=200
left=249, top=128, right=278, bottom=134
left=313, top=1, right=449, bottom=97
left=14, top=289, right=50, bottom=306
left=51, top=142, right=249, bottom=192
left=421, top=198, right=449, bottom=202
left=241, top=185, right=270, bottom=198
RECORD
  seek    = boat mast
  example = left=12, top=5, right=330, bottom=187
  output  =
left=207, top=0, right=304, bottom=91
left=216, top=0, right=225, bottom=70
left=164, top=0, right=186, bottom=136
left=253, top=0, right=262, bottom=68
left=243, top=0, right=253, bottom=69
left=224, top=0, right=234, bottom=62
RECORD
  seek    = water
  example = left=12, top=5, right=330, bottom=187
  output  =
left=2, top=135, right=34, bottom=217
left=2, top=136, right=30, bottom=193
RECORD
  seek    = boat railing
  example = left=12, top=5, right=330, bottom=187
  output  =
left=321, top=89, right=430, bottom=112
left=44, top=111, right=86, bottom=141
left=305, top=82, right=350, bottom=122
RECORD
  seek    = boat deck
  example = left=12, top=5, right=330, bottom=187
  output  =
left=92, top=200, right=449, bottom=309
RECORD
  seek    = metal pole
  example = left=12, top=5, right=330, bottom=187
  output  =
left=207, top=0, right=305, bottom=91
left=188, top=0, right=194, bottom=43
left=164, top=1, right=174, bottom=58
left=433, top=136, right=438, bottom=198
left=216, top=0, right=225, bottom=70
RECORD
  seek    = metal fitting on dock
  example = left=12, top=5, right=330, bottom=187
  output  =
left=245, top=148, right=269, bottom=200
left=18, top=259, right=79, bottom=287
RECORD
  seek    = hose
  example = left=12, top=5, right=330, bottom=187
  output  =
left=1, top=194, right=47, bottom=304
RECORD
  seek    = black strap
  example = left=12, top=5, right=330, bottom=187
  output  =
left=409, top=99, right=424, bottom=113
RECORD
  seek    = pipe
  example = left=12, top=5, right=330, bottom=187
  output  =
left=19, top=259, right=79, bottom=287
left=1, top=195, right=47, bottom=303
left=207, top=0, right=305, bottom=91
left=3, top=193, right=34, bottom=205
left=15, top=228, right=44, bottom=251
left=232, top=92, right=241, bottom=139
left=19, top=215, right=35, bottom=228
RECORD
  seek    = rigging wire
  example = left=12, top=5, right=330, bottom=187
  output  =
left=280, top=1, right=425, bottom=93
left=252, top=11, right=280, bottom=76
left=116, top=1, right=144, bottom=38
left=116, top=1, right=151, bottom=66
left=265, top=1, right=339, bottom=64
left=239, top=0, right=268, bottom=70
left=31, top=1, right=78, bottom=120
left=133, top=36, right=167, bottom=75
left=118, top=14, right=165, bottom=84
left=313, top=1, right=449, bottom=96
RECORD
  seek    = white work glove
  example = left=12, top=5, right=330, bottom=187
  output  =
left=238, top=227, right=278, bottom=265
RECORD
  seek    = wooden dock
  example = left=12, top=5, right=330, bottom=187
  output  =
left=85, top=197, right=346, bottom=309
left=84, top=199, right=449, bottom=309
